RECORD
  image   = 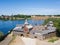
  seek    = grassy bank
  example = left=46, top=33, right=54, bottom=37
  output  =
left=48, top=37, right=59, bottom=43
left=0, top=28, right=13, bottom=42
left=0, top=32, right=4, bottom=41
left=0, top=32, right=9, bottom=42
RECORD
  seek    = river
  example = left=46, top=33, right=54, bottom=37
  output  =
left=0, top=19, right=44, bottom=35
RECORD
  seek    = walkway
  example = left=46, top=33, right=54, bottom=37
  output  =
left=21, top=37, right=36, bottom=45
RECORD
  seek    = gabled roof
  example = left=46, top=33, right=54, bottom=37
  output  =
left=13, top=27, right=24, bottom=32
left=24, top=19, right=29, bottom=25
left=30, top=27, right=56, bottom=35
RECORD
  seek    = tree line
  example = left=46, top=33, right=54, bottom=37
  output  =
left=0, top=14, right=31, bottom=20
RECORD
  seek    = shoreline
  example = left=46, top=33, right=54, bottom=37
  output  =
left=0, top=32, right=13, bottom=45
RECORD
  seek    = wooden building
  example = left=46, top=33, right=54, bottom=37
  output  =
left=13, top=20, right=56, bottom=40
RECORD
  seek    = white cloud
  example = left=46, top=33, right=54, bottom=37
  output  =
left=0, top=8, right=60, bottom=15
left=19, top=8, right=60, bottom=15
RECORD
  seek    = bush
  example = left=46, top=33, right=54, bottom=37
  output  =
left=0, top=31, right=4, bottom=41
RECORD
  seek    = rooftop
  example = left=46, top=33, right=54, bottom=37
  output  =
left=24, top=19, right=29, bottom=25
left=30, top=27, right=56, bottom=35
left=13, top=21, right=56, bottom=35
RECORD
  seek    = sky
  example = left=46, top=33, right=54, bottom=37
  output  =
left=0, top=0, right=60, bottom=15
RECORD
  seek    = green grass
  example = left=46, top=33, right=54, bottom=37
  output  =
left=48, top=37, right=59, bottom=43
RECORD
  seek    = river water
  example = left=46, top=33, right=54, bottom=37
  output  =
left=0, top=19, right=44, bottom=34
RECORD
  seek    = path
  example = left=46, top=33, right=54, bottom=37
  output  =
left=21, top=37, right=36, bottom=45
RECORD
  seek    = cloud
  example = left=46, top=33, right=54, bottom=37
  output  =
left=0, top=8, right=60, bottom=15
left=19, top=8, right=60, bottom=15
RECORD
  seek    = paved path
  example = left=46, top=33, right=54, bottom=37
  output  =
left=21, top=37, right=36, bottom=45
left=53, top=39, right=60, bottom=45
left=36, top=39, right=60, bottom=45
left=36, top=39, right=52, bottom=45
left=0, top=33, right=12, bottom=45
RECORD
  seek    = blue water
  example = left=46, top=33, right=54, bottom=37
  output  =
left=0, top=19, right=44, bottom=35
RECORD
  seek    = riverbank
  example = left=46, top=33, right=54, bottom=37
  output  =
left=0, top=32, right=13, bottom=45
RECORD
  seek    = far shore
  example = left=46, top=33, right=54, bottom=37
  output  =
left=0, top=15, right=60, bottom=20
